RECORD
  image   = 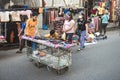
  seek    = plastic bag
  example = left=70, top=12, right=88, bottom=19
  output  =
left=61, top=33, right=66, bottom=40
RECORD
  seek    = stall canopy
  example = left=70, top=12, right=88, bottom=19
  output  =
left=0, top=0, right=81, bottom=9
left=0, top=0, right=42, bottom=9
left=45, top=0, right=80, bottom=7
left=12, top=0, right=42, bottom=7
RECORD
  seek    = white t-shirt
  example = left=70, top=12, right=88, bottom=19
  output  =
left=63, top=20, right=75, bottom=33
left=0, top=11, right=10, bottom=22
left=10, top=11, right=21, bottom=21
left=20, top=10, right=32, bottom=18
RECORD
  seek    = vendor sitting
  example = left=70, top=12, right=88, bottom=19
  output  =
left=86, top=33, right=96, bottom=43
left=87, top=18, right=95, bottom=34
left=44, top=30, right=59, bottom=39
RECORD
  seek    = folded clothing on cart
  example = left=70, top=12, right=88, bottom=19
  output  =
left=22, top=35, right=75, bottom=49
left=34, top=36, right=48, bottom=40
left=49, top=40, right=62, bottom=44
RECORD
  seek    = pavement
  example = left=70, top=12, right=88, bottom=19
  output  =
left=107, top=22, right=119, bottom=31
left=0, top=30, right=120, bottom=80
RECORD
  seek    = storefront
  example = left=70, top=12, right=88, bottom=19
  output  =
left=0, top=0, right=43, bottom=47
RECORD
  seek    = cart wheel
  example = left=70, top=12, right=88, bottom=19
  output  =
left=105, top=36, right=107, bottom=39
left=29, top=58, right=33, bottom=62
left=47, top=66, right=52, bottom=71
left=56, top=67, right=69, bottom=75
left=64, top=67, right=69, bottom=71
left=103, top=36, right=107, bottom=40
left=34, top=62, right=45, bottom=68
left=56, top=69, right=62, bottom=75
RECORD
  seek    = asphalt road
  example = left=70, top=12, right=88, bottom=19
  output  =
left=0, top=30, right=120, bottom=80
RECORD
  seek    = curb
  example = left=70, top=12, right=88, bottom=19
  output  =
left=107, top=26, right=119, bottom=31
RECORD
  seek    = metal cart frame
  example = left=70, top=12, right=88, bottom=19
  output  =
left=22, top=36, right=74, bottom=74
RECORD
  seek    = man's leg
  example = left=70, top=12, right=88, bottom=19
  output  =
left=80, top=31, right=86, bottom=49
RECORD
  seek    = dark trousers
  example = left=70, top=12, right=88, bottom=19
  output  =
left=27, top=40, right=37, bottom=51
left=100, top=23, right=108, bottom=35
left=66, top=33, right=73, bottom=44
left=19, top=38, right=25, bottom=51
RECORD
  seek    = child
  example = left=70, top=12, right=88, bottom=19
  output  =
left=44, top=30, right=59, bottom=40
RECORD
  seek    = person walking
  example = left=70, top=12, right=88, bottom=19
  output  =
left=77, top=14, right=88, bottom=51
left=24, top=13, right=39, bottom=51
left=16, top=16, right=28, bottom=53
left=100, top=10, right=109, bottom=37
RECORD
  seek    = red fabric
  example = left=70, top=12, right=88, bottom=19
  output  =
left=43, top=0, right=46, bottom=7
left=50, top=11, right=55, bottom=22
left=98, top=2, right=102, bottom=7
left=91, top=9, right=98, bottom=14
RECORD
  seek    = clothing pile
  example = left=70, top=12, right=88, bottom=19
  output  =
left=0, top=10, right=32, bottom=22
left=0, top=35, right=7, bottom=43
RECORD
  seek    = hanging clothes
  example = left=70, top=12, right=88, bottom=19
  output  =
left=6, top=22, right=18, bottom=43
left=43, top=11, right=49, bottom=25
left=0, top=11, right=10, bottom=22
left=97, top=7, right=104, bottom=15
left=91, top=8, right=98, bottom=17
left=20, top=10, right=32, bottom=18
left=98, top=2, right=102, bottom=8
left=50, top=10, right=55, bottom=22
left=93, top=16, right=99, bottom=31
left=55, top=10, right=58, bottom=18
left=10, top=11, right=21, bottom=22
left=48, top=11, right=51, bottom=24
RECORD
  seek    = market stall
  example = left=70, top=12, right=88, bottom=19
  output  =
left=0, top=0, right=43, bottom=50
left=54, top=17, right=65, bottom=34
left=22, top=35, right=74, bottom=74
